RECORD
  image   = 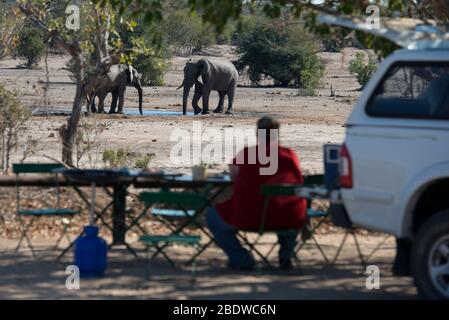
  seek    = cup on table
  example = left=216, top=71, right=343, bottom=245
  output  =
left=192, top=165, right=207, bottom=181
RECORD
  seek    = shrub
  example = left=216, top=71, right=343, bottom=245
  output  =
left=235, top=21, right=324, bottom=93
left=133, top=52, right=168, bottom=86
left=348, top=52, right=378, bottom=87
left=134, top=155, right=152, bottom=169
left=16, top=24, right=44, bottom=68
left=161, top=10, right=215, bottom=55
left=102, top=148, right=128, bottom=168
left=0, top=85, right=31, bottom=172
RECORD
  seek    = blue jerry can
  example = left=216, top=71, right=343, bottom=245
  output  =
left=75, top=226, right=108, bottom=278
left=323, top=144, right=341, bottom=190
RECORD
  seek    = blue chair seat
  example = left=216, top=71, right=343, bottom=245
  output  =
left=151, top=208, right=195, bottom=217
left=18, top=208, right=79, bottom=216
left=307, top=208, right=328, bottom=218
left=139, top=235, right=201, bottom=245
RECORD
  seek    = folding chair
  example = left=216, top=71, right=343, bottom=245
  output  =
left=13, top=163, right=80, bottom=257
left=299, top=175, right=366, bottom=268
left=237, top=184, right=302, bottom=269
left=295, top=174, right=331, bottom=264
left=138, top=191, right=206, bottom=283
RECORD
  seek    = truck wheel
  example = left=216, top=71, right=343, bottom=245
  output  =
left=411, top=209, right=449, bottom=299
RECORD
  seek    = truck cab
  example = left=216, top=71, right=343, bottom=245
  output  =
left=336, top=49, right=449, bottom=299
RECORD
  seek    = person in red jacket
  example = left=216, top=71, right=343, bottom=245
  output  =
left=206, top=117, right=307, bottom=270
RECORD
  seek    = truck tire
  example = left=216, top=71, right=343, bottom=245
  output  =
left=411, top=209, right=449, bottom=299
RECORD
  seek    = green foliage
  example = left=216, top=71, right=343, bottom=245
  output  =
left=134, top=155, right=152, bottom=169
left=0, top=84, right=31, bottom=172
left=235, top=19, right=324, bottom=94
left=120, top=32, right=170, bottom=86
left=16, top=23, right=44, bottom=68
left=348, top=52, right=378, bottom=87
left=159, top=9, right=216, bottom=55
left=0, top=2, right=23, bottom=59
left=102, top=148, right=128, bottom=168
left=104, top=0, right=449, bottom=58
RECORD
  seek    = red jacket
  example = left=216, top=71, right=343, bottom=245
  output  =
left=216, top=145, right=307, bottom=230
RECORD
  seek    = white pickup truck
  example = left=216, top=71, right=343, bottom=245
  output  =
left=331, top=48, right=449, bottom=299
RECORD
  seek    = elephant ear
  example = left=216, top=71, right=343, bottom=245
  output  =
left=197, top=59, right=209, bottom=80
left=127, top=64, right=134, bottom=83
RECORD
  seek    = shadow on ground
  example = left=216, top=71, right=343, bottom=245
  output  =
left=0, top=241, right=418, bottom=299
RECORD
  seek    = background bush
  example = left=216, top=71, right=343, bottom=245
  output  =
left=16, top=23, right=44, bottom=68
left=234, top=20, right=324, bottom=94
left=348, top=52, right=378, bottom=87
left=160, top=10, right=216, bottom=56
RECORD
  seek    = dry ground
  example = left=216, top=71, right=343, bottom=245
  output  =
left=0, top=46, right=419, bottom=299
left=0, top=234, right=417, bottom=299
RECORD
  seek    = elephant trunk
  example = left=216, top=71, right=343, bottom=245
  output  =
left=134, top=82, right=143, bottom=115
left=182, top=84, right=190, bottom=115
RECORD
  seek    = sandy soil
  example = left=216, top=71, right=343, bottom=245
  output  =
left=0, top=234, right=417, bottom=299
left=0, top=46, right=419, bottom=299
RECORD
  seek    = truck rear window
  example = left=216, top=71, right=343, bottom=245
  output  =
left=367, top=62, right=449, bottom=119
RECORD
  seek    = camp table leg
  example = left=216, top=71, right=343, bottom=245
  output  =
left=112, top=183, right=127, bottom=246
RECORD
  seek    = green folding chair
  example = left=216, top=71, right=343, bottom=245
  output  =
left=295, top=174, right=331, bottom=264
left=298, top=175, right=366, bottom=268
left=236, top=184, right=301, bottom=269
left=237, top=174, right=332, bottom=269
left=138, top=191, right=206, bottom=283
left=13, top=163, right=80, bottom=257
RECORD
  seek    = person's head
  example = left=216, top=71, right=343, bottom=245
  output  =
left=257, top=116, right=280, bottom=145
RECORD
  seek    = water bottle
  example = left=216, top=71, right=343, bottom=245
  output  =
left=74, top=226, right=108, bottom=278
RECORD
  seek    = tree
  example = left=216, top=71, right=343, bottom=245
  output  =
left=107, top=0, right=449, bottom=56
left=235, top=19, right=324, bottom=94
left=0, top=1, right=24, bottom=59
left=0, top=84, right=31, bottom=173
left=17, top=0, right=164, bottom=165
left=16, top=23, right=44, bottom=68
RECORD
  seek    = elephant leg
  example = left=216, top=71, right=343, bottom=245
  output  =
left=89, top=94, right=97, bottom=113
left=117, top=87, right=126, bottom=114
left=201, top=85, right=212, bottom=114
left=225, top=81, right=237, bottom=115
left=192, top=83, right=203, bottom=115
left=109, top=89, right=119, bottom=114
left=97, top=92, right=107, bottom=114
left=214, top=91, right=225, bottom=113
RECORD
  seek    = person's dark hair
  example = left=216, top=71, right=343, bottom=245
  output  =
left=257, top=116, right=280, bottom=145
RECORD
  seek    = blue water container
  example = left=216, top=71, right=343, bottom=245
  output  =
left=323, top=144, right=341, bottom=190
left=74, top=226, right=108, bottom=278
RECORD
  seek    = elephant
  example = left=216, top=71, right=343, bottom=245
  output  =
left=178, top=58, right=238, bottom=115
left=89, top=64, right=143, bottom=115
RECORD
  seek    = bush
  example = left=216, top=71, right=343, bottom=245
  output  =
left=348, top=52, right=378, bottom=87
left=161, top=10, right=215, bottom=55
left=0, top=85, right=31, bottom=172
left=102, top=148, right=128, bottom=169
left=16, top=24, right=44, bottom=68
left=235, top=21, right=324, bottom=93
left=133, top=52, right=168, bottom=86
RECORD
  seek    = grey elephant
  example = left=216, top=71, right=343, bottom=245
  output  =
left=178, top=58, right=238, bottom=115
left=89, top=64, right=143, bottom=115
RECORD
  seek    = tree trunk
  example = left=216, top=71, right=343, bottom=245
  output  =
left=59, top=57, right=84, bottom=167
